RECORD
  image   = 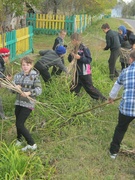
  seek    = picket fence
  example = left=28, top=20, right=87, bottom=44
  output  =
left=0, top=26, right=33, bottom=62
left=26, top=13, right=91, bottom=35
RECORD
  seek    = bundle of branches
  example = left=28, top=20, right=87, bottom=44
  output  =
left=0, top=75, right=65, bottom=119
left=120, top=48, right=132, bottom=63
left=67, top=44, right=79, bottom=90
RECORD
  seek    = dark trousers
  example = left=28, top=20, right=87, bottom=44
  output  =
left=51, top=58, right=64, bottom=76
left=110, top=111, right=134, bottom=154
left=15, top=105, right=35, bottom=145
left=71, top=74, right=106, bottom=100
left=121, top=62, right=129, bottom=70
left=108, top=48, right=120, bottom=80
left=34, top=61, right=51, bottom=83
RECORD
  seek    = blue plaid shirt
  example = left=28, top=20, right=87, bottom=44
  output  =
left=109, top=61, right=135, bottom=117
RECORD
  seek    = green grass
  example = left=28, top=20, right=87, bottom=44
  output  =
left=0, top=17, right=135, bottom=179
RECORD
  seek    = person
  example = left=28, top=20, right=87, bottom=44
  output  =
left=13, top=56, right=42, bottom=151
left=51, top=29, right=67, bottom=76
left=0, top=47, right=11, bottom=119
left=34, top=45, right=68, bottom=83
left=126, top=29, right=135, bottom=49
left=108, top=49, right=135, bottom=159
left=68, top=32, right=106, bottom=101
left=118, top=25, right=132, bottom=70
left=101, top=23, right=121, bottom=80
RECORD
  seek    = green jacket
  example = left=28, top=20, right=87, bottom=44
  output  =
left=104, top=29, right=121, bottom=51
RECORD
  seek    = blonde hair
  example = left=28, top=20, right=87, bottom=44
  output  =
left=20, top=56, right=34, bottom=65
left=70, top=32, right=81, bottom=41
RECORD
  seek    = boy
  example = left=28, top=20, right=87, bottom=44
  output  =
left=34, top=45, right=68, bottom=83
left=51, top=29, right=67, bottom=76
left=108, top=49, right=135, bottom=159
left=101, top=23, right=121, bottom=80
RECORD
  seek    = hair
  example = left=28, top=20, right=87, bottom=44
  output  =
left=59, top=29, right=67, bottom=34
left=101, top=23, right=110, bottom=29
left=130, top=49, right=135, bottom=61
left=20, top=56, right=34, bottom=65
left=70, top=32, right=82, bottom=41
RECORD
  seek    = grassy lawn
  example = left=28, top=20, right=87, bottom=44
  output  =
left=0, top=17, right=135, bottom=179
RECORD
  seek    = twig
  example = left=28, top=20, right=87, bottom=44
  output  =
left=72, top=97, right=122, bottom=116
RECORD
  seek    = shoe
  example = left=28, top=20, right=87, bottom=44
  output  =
left=110, top=153, right=117, bottom=159
left=22, top=144, right=37, bottom=151
left=15, top=140, right=22, bottom=146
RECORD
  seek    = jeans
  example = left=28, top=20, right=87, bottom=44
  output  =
left=15, top=105, right=35, bottom=145
left=110, top=111, right=134, bottom=154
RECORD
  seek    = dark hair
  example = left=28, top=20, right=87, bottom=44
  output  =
left=130, top=49, right=135, bottom=61
left=101, top=23, right=110, bottom=29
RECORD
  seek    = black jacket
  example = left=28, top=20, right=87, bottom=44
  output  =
left=104, top=29, right=121, bottom=51
left=0, top=56, right=6, bottom=78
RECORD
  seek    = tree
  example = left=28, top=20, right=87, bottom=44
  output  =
left=41, top=0, right=117, bottom=15
left=0, top=0, right=43, bottom=46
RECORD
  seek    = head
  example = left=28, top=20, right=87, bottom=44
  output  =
left=129, top=49, right=135, bottom=64
left=0, top=47, right=10, bottom=63
left=70, top=32, right=82, bottom=45
left=118, top=25, right=127, bottom=37
left=55, top=45, right=66, bottom=56
left=20, top=56, right=34, bottom=74
left=59, top=29, right=67, bottom=39
left=101, top=23, right=110, bottom=33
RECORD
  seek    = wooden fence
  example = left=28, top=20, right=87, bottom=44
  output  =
left=0, top=26, right=33, bottom=62
left=26, top=13, right=91, bottom=35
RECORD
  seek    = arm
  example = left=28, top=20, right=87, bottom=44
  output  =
left=52, top=38, right=60, bottom=50
left=39, top=50, right=49, bottom=56
left=79, top=48, right=92, bottom=64
left=109, top=81, right=122, bottom=99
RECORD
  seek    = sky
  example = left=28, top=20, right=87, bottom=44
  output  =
left=123, top=0, right=132, bottom=3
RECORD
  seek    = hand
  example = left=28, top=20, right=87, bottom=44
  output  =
left=21, top=91, right=31, bottom=97
left=108, top=97, right=114, bottom=104
left=72, top=53, right=81, bottom=60
left=15, top=85, right=22, bottom=89
left=6, top=75, right=12, bottom=81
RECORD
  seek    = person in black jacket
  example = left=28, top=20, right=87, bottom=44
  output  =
left=118, top=25, right=132, bottom=70
left=101, top=23, right=121, bottom=80
left=68, top=33, right=106, bottom=101
left=51, top=29, right=67, bottom=76
left=0, top=47, right=11, bottom=119
left=34, top=45, right=68, bottom=83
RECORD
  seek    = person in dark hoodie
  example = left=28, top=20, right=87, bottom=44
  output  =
left=51, top=29, right=67, bottom=76
left=118, top=25, right=132, bottom=70
left=101, top=23, right=121, bottom=81
left=68, top=32, right=106, bottom=102
left=0, top=47, right=11, bottom=119
left=34, top=45, right=68, bottom=83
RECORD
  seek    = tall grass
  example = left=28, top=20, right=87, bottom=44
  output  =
left=0, top=18, right=135, bottom=179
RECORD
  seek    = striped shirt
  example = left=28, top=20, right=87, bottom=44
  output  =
left=109, top=61, right=135, bottom=117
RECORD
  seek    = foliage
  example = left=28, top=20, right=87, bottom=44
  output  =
left=0, top=141, right=45, bottom=179
left=0, top=17, right=135, bottom=179
left=41, top=0, right=117, bottom=15
left=121, top=0, right=135, bottom=17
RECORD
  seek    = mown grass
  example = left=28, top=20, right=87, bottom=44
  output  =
left=0, top=18, right=135, bottom=179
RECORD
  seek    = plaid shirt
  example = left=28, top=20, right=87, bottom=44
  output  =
left=109, top=61, right=135, bottom=117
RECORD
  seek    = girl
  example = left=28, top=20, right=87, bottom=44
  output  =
left=68, top=33, right=106, bottom=101
left=13, top=56, right=42, bottom=151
